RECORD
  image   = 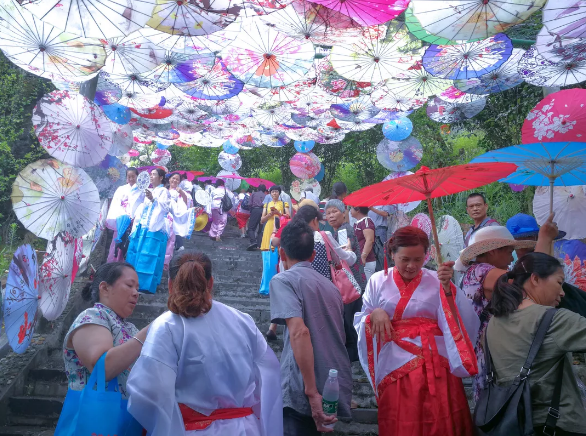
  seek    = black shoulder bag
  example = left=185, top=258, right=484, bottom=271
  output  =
left=474, top=308, right=565, bottom=436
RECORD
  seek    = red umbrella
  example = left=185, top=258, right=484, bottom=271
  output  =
left=130, top=105, right=173, bottom=120
left=344, top=163, right=518, bottom=264
left=522, top=89, right=586, bottom=144
left=172, top=170, right=205, bottom=181
left=217, top=174, right=274, bottom=188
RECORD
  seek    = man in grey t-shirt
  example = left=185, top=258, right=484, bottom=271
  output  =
left=270, top=220, right=352, bottom=436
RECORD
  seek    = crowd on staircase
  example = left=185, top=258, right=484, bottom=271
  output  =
left=51, top=167, right=586, bottom=436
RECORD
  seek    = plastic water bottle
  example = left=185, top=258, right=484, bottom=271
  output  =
left=322, top=369, right=339, bottom=429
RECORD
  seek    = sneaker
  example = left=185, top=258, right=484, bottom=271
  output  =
left=246, top=243, right=258, bottom=251
left=241, top=234, right=246, bottom=238
left=215, top=236, right=221, bottom=242
left=177, top=246, right=185, bottom=251
left=266, top=330, right=278, bottom=341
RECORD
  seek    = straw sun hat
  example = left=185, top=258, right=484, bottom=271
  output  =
left=458, top=226, right=537, bottom=267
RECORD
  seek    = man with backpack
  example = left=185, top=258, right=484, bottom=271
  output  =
left=209, top=179, right=235, bottom=242
left=247, top=184, right=268, bottom=251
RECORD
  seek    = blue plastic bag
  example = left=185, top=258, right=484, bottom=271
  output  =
left=259, top=248, right=279, bottom=295
left=54, top=353, right=143, bottom=436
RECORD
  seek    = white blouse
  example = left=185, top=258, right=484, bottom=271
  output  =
left=133, top=185, right=171, bottom=234
left=105, top=184, right=145, bottom=230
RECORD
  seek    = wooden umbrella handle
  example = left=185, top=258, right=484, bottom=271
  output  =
left=426, top=198, right=443, bottom=265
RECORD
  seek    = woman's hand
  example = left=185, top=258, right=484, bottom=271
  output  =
left=437, top=261, right=455, bottom=293
left=370, top=308, right=393, bottom=343
left=145, top=189, right=153, bottom=201
left=538, top=212, right=559, bottom=242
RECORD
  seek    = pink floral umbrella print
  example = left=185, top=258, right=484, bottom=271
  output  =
left=32, top=90, right=113, bottom=168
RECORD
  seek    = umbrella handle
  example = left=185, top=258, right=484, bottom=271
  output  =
left=426, top=198, right=443, bottom=265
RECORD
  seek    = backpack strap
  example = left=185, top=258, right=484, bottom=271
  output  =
left=542, top=357, right=564, bottom=436
left=520, top=308, right=557, bottom=379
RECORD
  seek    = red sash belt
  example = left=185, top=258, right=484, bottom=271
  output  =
left=179, top=404, right=254, bottom=431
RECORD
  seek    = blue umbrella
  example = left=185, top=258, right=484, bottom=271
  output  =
left=223, top=140, right=239, bottom=154
left=4, top=244, right=38, bottom=354
left=382, top=118, right=413, bottom=141
left=101, top=103, right=131, bottom=125
left=314, top=164, right=325, bottom=182
left=471, top=142, right=586, bottom=214
left=294, top=140, right=315, bottom=153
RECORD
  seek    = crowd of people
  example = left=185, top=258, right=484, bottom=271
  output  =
left=58, top=167, right=586, bottom=436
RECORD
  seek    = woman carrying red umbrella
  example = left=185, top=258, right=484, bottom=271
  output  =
left=354, top=227, right=480, bottom=435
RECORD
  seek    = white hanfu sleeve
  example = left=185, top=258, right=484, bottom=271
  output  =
left=436, top=282, right=480, bottom=378
left=326, top=232, right=357, bottom=266
left=127, top=320, right=184, bottom=436
left=105, top=185, right=128, bottom=230
left=252, top=328, right=283, bottom=436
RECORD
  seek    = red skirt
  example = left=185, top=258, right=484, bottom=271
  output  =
left=378, top=364, right=474, bottom=436
left=236, top=212, right=250, bottom=229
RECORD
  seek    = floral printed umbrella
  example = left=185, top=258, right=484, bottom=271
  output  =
left=33, top=90, right=113, bottom=168
left=534, top=26, right=586, bottom=64
left=376, top=136, right=422, bottom=171
left=39, top=232, right=75, bottom=321
left=290, top=151, right=321, bottom=179
left=423, top=33, right=513, bottom=80
left=0, top=0, right=106, bottom=79
left=258, top=2, right=331, bottom=44
left=103, top=72, right=170, bottom=97
left=533, top=185, right=586, bottom=240
left=384, top=59, right=453, bottom=99
left=150, top=148, right=172, bottom=166
left=12, top=159, right=101, bottom=239
left=20, top=0, right=156, bottom=39
left=108, top=123, right=134, bottom=156
left=518, top=46, right=586, bottom=87
left=176, top=59, right=244, bottom=100
left=330, top=95, right=380, bottom=122
left=4, top=244, right=38, bottom=354
left=433, top=215, right=463, bottom=264
left=84, top=155, right=127, bottom=199
left=102, top=34, right=167, bottom=75
left=410, top=212, right=432, bottom=264
left=290, top=178, right=321, bottom=201
left=117, top=91, right=162, bottom=110
left=220, top=18, right=315, bottom=88
left=141, top=50, right=217, bottom=84
left=371, top=85, right=426, bottom=112
left=218, top=151, right=242, bottom=171
left=404, top=3, right=458, bottom=45
left=176, top=101, right=210, bottom=123
left=544, top=0, right=586, bottom=39
left=260, top=131, right=290, bottom=147
left=454, top=48, right=525, bottom=95
left=316, top=56, right=374, bottom=100
left=148, top=0, right=239, bottom=37
left=410, top=0, right=545, bottom=42
left=310, top=0, right=409, bottom=27
left=330, top=21, right=422, bottom=84
left=248, top=75, right=317, bottom=104
left=522, top=89, right=586, bottom=144
left=426, top=96, right=486, bottom=123
left=254, top=101, right=292, bottom=127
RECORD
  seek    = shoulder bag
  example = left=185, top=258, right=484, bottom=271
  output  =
left=320, top=231, right=361, bottom=304
left=474, top=308, right=564, bottom=436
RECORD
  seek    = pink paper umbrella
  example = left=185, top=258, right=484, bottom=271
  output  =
left=290, top=152, right=321, bottom=179
left=310, top=0, right=409, bottom=26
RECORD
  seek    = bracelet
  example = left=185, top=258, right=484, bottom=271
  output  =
left=132, top=336, right=144, bottom=346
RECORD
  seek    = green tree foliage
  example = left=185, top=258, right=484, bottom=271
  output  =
left=0, top=53, right=53, bottom=227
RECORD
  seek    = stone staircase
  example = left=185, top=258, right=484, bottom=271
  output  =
left=0, top=224, right=380, bottom=435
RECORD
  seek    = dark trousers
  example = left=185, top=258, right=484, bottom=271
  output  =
left=344, top=297, right=362, bottom=362
left=248, top=207, right=263, bottom=245
left=534, top=427, right=586, bottom=436
left=283, top=407, right=320, bottom=436
left=175, top=235, right=184, bottom=250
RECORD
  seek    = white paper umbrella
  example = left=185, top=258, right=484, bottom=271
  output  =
left=290, top=178, right=321, bottom=201
left=426, top=96, right=486, bottom=123
left=39, top=232, right=75, bottom=321
left=411, top=212, right=432, bottom=264
left=11, top=159, right=101, bottom=239
left=371, top=85, right=427, bottom=112
left=518, top=45, right=586, bottom=87
left=217, top=170, right=241, bottom=190
left=218, top=151, right=242, bottom=171
left=102, top=33, right=167, bottom=75
left=0, top=0, right=106, bottom=79
left=108, top=123, right=134, bottom=157
left=544, top=0, right=586, bottom=39
left=534, top=26, right=586, bottom=64
left=534, top=185, right=586, bottom=240
left=433, top=215, right=464, bottom=263
left=385, top=60, right=453, bottom=99
left=33, top=90, right=113, bottom=167
left=20, top=0, right=156, bottom=39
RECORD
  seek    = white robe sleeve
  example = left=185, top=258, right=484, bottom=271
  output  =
left=127, top=320, right=185, bottom=436
left=436, top=283, right=480, bottom=378
left=252, top=328, right=283, bottom=436
left=326, top=232, right=357, bottom=266
left=106, top=185, right=128, bottom=230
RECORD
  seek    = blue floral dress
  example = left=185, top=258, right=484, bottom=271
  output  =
left=461, top=262, right=495, bottom=402
left=63, top=303, right=138, bottom=398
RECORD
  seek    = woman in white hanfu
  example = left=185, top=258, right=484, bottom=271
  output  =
left=354, top=226, right=480, bottom=436
left=105, top=167, right=144, bottom=262
left=126, top=168, right=171, bottom=294
left=127, top=250, right=283, bottom=436
left=167, top=172, right=196, bottom=252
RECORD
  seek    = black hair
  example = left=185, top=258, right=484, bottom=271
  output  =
left=153, top=168, right=166, bottom=180
left=269, top=185, right=282, bottom=194
left=215, top=179, right=225, bottom=187
left=331, top=182, right=347, bottom=199
left=257, top=184, right=266, bottom=192
left=82, top=262, right=135, bottom=304
left=304, top=187, right=313, bottom=193
left=490, top=252, right=563, bottom=317
left=281, top=220, right=315, bottom=262
left=247, top=186, right=254, bottom=193
left=293, top=205, right=322, bottom=224
left=166, top=172, right=181, bottom=188
left=466, top=192, right=486, bottom=205
left=127, top=167, right=139, bottom=176
left=353, top=206, right=370, bottom=215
